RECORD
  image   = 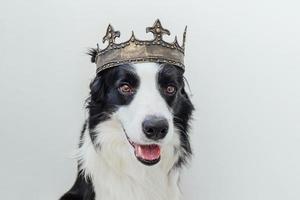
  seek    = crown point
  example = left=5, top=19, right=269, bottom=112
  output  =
left=146, top=19, right=170, bottom=40
left=96, top=43, right=100, bottom=52
left=103, top=24, right=120, bottom=45
left=173, top=36, right=180, bottom=47
left=130, top=31, right=136, bottom=42
left=182, top=26, right=187, bottom=49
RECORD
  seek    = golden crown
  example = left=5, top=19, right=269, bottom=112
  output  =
left=93, top=19, right=187, bottom=73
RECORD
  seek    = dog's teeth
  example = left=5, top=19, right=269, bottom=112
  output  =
left=137, top=145, right=143, bottom=156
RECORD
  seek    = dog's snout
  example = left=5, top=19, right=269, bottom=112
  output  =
left=142, top=115, right=169, bottom=140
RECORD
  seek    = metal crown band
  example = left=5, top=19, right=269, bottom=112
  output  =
left=94, top=19, right=187, bottom=73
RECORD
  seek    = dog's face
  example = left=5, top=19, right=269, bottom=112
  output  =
left=87, top=62, right=193, bottom=168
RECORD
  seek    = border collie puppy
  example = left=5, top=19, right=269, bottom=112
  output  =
left=60, top=50, right=194, bottom=200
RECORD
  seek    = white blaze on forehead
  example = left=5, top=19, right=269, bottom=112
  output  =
left=133, top=63, right=167, bottom=113
left=115, top=62, right=174, bottom=143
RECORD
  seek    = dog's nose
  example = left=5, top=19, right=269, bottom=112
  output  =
left=142, top=115, right=169, bottom=140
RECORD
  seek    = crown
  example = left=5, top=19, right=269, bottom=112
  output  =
left=93, top=19, right=187, bottom=73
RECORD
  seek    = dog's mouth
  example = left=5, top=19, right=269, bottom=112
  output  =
left=123, top=128, right=161, bottom=166
left=132, top=143, right=161, bottom=165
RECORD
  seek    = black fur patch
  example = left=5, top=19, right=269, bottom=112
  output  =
left=59, top=172, right=95, bottom=200
left=157, top=64, right=194, bottom=167
left=87, top=64, right=139, bottom=144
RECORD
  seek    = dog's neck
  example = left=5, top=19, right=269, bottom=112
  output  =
left=78, top=120, right=182, bottom=200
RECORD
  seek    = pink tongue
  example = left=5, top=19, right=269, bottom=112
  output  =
left=135, top=144, right=161, bottom=161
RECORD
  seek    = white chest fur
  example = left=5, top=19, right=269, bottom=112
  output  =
left=92, top=159, right=181, bottom=200
left=77, top=125, right=181, bottom=200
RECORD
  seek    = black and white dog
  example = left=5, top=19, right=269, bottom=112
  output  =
left=60, top=49, right=194, bottom=200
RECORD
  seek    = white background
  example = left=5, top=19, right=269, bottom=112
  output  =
left=1, top=0, right=300, bottom=199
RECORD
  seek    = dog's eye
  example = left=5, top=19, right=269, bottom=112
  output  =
left=165, top=85, right=176, bottom=95
left=118, top=84, right=134, bottom=95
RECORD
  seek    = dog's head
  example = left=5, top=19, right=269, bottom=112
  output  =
left=86, top=50, right=194, bottom=169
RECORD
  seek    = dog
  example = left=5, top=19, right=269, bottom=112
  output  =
left=59, top=49, right=194, bottom=200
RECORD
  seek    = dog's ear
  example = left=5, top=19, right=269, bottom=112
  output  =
left=87, top=48, right=98, bottom=63
left=180, top=86, right=190, bottom=100
left=180, top=76, right=194, bottom=101
left=89, top=75, right=106, bottom=103
left=177, top=82, right=194, bottom=114
left=87, top=47, right=107, bottom=103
